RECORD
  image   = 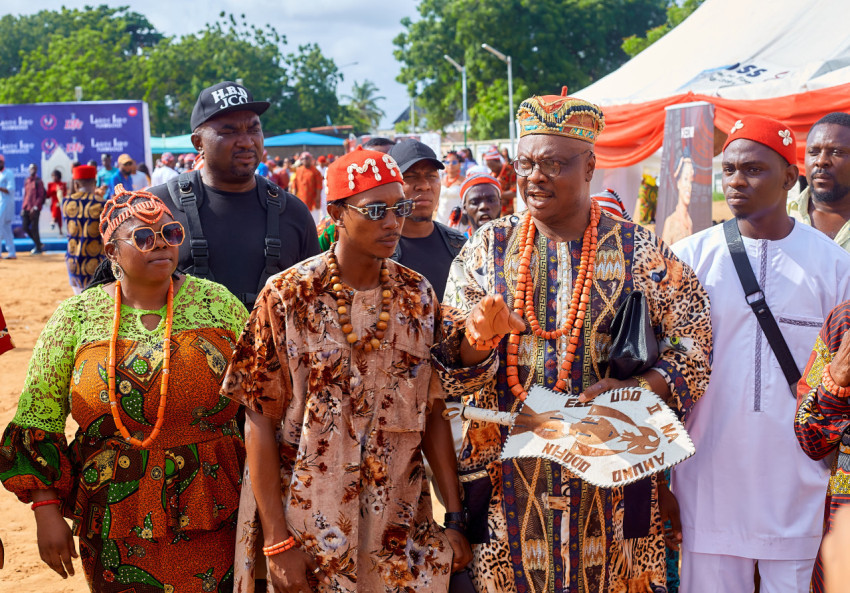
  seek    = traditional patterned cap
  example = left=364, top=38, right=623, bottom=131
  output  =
left=100, top=185, right=174, bottom=243
left=723, top=114, right=797, bottom=164
left=516, top=87, right=605, bottom=143
left=326, top=146, right=402, bottom=202
left=72, top=165, right=97, bottom=180
left=460, top=173, right=501, bottom=203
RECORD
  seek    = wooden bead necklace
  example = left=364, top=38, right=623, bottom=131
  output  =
left=327, top=244, right=392, bottom=353
left=108, top=278, right=174, bottom=448
left=506, top=200, right=601, bottom=401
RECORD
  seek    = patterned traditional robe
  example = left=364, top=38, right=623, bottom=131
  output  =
left=795, top=301, right=850, bottom=593
left=63, top=189, right=106, bottom=291
left=221, top=255, right=492, bottom=593
left=433, top=212, right=712, bottom=593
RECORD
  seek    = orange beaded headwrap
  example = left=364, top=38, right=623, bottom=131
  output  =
left=100, top=184, right=174, bottom=243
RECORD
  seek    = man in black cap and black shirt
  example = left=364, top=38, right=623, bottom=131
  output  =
left=388, top=139, right=466, bottom=300
left=149, top=81, right=319, bottom=309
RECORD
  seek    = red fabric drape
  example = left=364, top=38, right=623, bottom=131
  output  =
left=594, top=82, right=850, bottom=168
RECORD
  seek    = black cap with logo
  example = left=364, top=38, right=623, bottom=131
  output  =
left=388, top=139, right=445, bottom=174
left=190, top=81, right=270, bottom=131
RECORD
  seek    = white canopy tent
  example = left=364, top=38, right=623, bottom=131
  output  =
left=577, top=0, right=850, bottom=209
left=581, top=0, right=850, bottom=106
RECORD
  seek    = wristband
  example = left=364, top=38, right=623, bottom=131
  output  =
left=262, top=536, right=299, bottom=557
left=823, top=364, right=849, bottom=398
left=31, top=499, right=61, bottom=510
left=444, top=521, right=466, bottom=533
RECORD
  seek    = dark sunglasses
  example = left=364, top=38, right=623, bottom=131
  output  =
left=345, top=199, right=414, bottom=221
left=115, top=221, right=185, bottom=252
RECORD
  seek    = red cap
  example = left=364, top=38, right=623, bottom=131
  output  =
left=317, top=155, right=327, bottom=164
left=72, top=165, right=97, bottom=180
left=326, top=146, right=402, bottom=202
left=723, top=115, right=797, bottom=165
left=460, top=173, right=501, bottom=202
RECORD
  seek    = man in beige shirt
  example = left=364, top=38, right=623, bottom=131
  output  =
left=788, top=112, right=850, bottom=250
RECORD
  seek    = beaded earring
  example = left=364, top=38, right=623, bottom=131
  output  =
left=111, top=261, right=125, bottom=281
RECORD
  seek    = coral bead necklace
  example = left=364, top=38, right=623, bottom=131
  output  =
left=108, top=278, right=174, bottom=448
left=327, top=244, right=392, bottom=353
left=506, top=200, right=601, bottom=401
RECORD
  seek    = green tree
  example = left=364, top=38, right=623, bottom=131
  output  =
left=281, top=43, right=344, bottom=131
left=342, top=80, right=386, bottom=132
left=394, top=0, right=668, bottom=137
left=621, top=0, right=706, bottom=58
left=0, top=8, right=348, bottom=136
left=0, top=6, right=161, bottom=78
left=139, top=13, right=289, bottom=135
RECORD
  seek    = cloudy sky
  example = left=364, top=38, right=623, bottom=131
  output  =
left=4, top=0, right=419, bottom=129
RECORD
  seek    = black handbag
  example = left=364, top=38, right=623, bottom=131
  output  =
left=607, top=290, right=658, bottom=380
left=607, top=290, right=659, bottom=538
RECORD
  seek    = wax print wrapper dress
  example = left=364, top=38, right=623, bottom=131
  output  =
left=0, top=276, right=249, bottom=593
left=434, top=212, right=713, bottom=593
left=221, top=254, right=496, bottom=593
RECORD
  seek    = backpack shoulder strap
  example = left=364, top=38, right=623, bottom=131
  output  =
left=169, top=171, right=213, bottom=280
left=255, top=176, right=287, bottom=296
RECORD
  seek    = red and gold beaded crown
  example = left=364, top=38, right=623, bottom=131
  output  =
left=516, top=87, right=605, bottom=143
left=100, top=185, right=173, bottom=242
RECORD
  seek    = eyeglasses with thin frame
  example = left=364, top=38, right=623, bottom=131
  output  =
left=512, top=149, right=593, bottom=178
left=344, top=199, right=415, bottom=221
left=113, top=221, right=185, bottom=252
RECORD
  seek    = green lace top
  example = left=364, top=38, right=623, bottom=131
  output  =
left=12, top=275, right=248, bottom=432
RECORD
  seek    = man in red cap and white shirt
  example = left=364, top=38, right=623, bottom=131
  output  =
left=151, top=152, right=178, bottom=186
left=222, top=146, right=472, bottom=593
left=672, top=115, right=850, bottom=591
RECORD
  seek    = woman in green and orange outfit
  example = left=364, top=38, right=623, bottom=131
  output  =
left=0, top=186, right=248, bottom=592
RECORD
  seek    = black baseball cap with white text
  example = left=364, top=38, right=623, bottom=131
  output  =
left=190, top=81, right=270, bottom=131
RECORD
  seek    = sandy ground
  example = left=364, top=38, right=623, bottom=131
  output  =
left=0, top=252, right=88, bottom=591
left=0, top=200, right=733, bottom=591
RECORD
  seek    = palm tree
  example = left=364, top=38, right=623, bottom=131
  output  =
left=342, top=80, right=386, bottom=131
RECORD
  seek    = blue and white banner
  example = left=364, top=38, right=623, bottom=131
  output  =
left=0, top=100, right=150, bottom=228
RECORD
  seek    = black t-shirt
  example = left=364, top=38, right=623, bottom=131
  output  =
left=397, top=226, right=455, bottom=301
left=150, top=175, right=320, bottom=307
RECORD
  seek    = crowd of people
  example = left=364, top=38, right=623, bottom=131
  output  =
left=1, top=78, right=850, bottom=593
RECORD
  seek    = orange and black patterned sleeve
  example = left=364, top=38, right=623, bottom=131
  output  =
left=220, top=281, right=293, bottom=421
left=795, top=301, right=850, bottom=460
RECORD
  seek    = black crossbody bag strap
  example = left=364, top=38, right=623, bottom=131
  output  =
left=175, top=173, right=213, bottom=280
left=723, top=219, right=801, bottom=392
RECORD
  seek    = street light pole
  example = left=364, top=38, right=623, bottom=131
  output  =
left=481, top=43, right=515, bottom=156
left=443, top=54, right=468, bottom=146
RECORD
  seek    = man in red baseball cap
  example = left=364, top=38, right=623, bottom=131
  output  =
left=673, top=115, right=850, bottom=592
left=223, top=146, right=472, bottom=592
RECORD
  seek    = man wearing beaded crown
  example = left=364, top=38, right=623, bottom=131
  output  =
left=221, top=146, right=474, bottom=593
left=433, top=88, right=713, bottom=593
left=673, top=115, right=850, bottom=592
